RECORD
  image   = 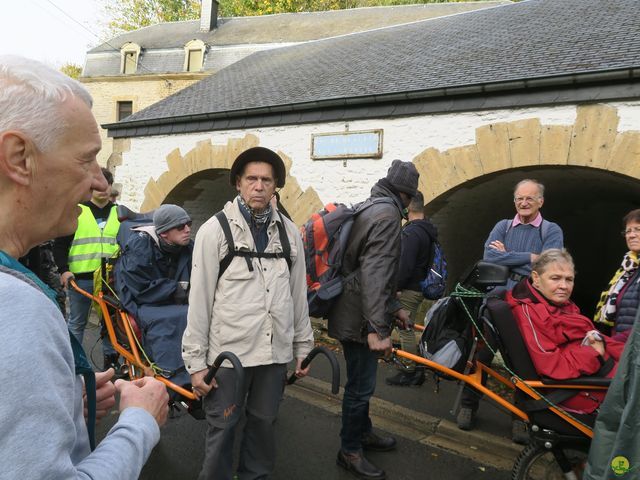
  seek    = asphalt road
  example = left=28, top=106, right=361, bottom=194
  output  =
left=96, top=389, right=510, bottom=480
left=85, top=320, right=515, bottom=479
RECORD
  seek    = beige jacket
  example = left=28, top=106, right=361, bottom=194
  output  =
left=182, top=199, right=314, bottom=372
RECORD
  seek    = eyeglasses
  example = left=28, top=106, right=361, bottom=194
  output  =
left=514, top=196, right=541, bottom=204
left=622, top=226, right=640, bottom=237
left=175, top=221, right=192, bottom=232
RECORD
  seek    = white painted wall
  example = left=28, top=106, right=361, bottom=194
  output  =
left=116, top=101, right=640, bottom=211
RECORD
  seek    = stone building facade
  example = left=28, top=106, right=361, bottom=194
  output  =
left=105, top=0, right=640, bottom=311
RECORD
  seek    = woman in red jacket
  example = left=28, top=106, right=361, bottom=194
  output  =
left=506, top=248, right=625, bottom=414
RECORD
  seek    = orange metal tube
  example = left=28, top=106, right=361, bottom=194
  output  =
left=514, top=378, right=594, bottom=438
left=394, top=349, right=530, bottom=421
left=69, top=279, right=196, bottom=401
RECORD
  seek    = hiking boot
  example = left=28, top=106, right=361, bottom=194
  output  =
left=385, top=368, right=425, bottom=387
left=456, top=407, right=477, bottom=431
left=511, top=419, right=530, bottom=445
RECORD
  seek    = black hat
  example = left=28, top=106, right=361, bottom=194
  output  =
left=386, top=160, right=419, bottom=197
left=229, top=147, right=286, bottom=188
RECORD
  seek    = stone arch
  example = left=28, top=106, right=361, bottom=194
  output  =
left=412, top=103, right=640, bottom=315
left=139, top=134, right=322, bottom=226
left=414, top=104, right=639, bottom=204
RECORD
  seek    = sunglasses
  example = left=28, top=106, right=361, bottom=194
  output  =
left=175, top=221, right=192, bottom=232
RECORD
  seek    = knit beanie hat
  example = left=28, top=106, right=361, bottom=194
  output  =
left=153, top=204, right=191, bottom=234
left=385, top=160, right=419, bottom=197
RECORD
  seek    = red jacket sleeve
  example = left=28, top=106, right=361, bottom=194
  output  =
left=512, top=303, right=603, bottom=380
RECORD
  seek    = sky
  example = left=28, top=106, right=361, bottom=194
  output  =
left=0, top=0, right=108, bottom=68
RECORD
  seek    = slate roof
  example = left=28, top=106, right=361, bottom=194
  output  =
left=108, top=0, right=640, bottom=132
left=84, top=2, right=508, bottom=76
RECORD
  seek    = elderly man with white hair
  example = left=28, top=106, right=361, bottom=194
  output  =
left=0, top=56, right=169, bottom=479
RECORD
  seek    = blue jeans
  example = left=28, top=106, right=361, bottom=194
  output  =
left=67, top=278, right=114, bottom=355
left=340, top=341, right=378, bottom=453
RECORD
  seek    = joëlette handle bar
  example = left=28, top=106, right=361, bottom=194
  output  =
left=287, top=346, right=340, bottom=395
left=204, top=351, right=245, bottom=407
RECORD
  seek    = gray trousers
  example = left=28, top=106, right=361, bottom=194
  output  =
left=198, top=363, right=287, bottom=480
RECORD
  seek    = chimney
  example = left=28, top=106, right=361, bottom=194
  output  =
left=200, top=0, right=219, bottom=32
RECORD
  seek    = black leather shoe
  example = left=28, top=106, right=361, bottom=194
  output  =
left=385, top=368, right=425, bottom=387
left=361, top=431, right=397, bottom=452
left=336, top=450, right=386, bottom=480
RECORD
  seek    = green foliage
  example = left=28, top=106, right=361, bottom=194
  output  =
left=219, top=0, right=491, bottom=16
left=106, top=0, right=200, bottom=34
left=60, top=63, right=83, bottom=79
left=105, top=0, right=494, bottom=29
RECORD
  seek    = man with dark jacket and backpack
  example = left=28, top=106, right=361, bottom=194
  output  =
left=386, top=191, right=437, bottom=387
left=457, top=178, right=563, bottom=442
left=182, top=146, right=314, bottom=480
left=328, top=160, right=417, bottom=480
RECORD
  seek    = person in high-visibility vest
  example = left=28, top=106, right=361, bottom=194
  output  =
left=53, top=167, right=120, bottom=371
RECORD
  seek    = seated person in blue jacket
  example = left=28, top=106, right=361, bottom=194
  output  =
left=116, top=204, right=194, bottom=386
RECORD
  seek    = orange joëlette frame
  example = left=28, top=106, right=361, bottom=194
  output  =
left=70, top=279, right=196, bottom=401
left=397, top=325, right=603, bottom=439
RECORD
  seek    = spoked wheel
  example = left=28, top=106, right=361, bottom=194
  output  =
left=512, top=444, right=589, bottom=480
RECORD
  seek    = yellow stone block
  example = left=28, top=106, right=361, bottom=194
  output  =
left=508, top=119, right=541, bottom=167
left=476, top=122, right=511, bottom=174
left=540, top=125, right=572, bottom=165
left=568, top=104, right=619, bottom=168
left=166, top=148, right=184, bottom=173
left=607, top=131, right=640, bottom=179
left=442, top=144, right=483, bottom=183
left=141, top=179, right=164, bottom=212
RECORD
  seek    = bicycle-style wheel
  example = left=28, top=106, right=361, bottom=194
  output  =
left=512, top=443, right=588, bottom=480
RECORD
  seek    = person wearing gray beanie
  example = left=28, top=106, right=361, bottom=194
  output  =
left=116, top=202, right=194, bottom=390
left=153, top=204, right=191, bottom=235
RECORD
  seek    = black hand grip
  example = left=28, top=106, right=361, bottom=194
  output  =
left=287, top=346, right=340, bottom=395
left=203, top=351, right=245, bottom=407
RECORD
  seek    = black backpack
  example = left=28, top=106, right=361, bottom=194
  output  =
left=419, top=296, right=472, bottom=374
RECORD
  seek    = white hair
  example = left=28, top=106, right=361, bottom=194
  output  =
left=0, top=55, right=93, bottom=152
left=513, top=178, right=545, bottom=198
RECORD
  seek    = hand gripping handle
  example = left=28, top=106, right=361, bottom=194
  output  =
left=287, top=346, right=340, bottom=395
left=203, top=351, right=245, bottom=406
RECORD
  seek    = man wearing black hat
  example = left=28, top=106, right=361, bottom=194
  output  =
left=116, top=204, right=194, bottom=386
left=183, top=147, right=314, bottom=480
left=327, top=160, right=418, bottom=480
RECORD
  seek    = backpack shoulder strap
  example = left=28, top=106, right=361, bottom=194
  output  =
left=539, top=219, right=548, bottom=243
left=216, top=211, right=236, bottom=279
left=502, top=219, right=512, bottom=236
left=276, top=212, right=292, bottom=272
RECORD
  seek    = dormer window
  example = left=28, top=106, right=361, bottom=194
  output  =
left=183, top=40, right=206, bottom=72
left=120, top=42, right=141, bottom=74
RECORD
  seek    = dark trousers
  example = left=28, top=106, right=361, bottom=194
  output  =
left=340, top=341, right=379, bottom=453
left=460, top=344, right=495, bottom=410
left=199, top=363, right=286, bottom=480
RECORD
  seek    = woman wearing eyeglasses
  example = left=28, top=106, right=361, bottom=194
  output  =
left=594, top=209, right=640, bottom=343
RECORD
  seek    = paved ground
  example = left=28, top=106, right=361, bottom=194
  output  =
left=86, top=319, right=526, bottom=479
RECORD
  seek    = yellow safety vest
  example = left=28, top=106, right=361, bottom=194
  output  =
left=68, top=205, right=120, bottom=274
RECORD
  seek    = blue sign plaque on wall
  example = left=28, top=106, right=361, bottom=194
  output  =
left=311, top=129, right=383, bottom=160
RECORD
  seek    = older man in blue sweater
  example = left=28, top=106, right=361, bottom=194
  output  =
left=457, top=178, right=564, bottom=440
